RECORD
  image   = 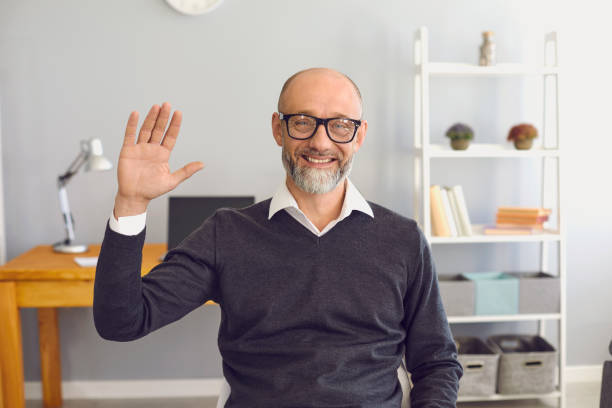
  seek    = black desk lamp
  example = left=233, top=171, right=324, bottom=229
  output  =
left=53, top=138, right=112, bottom=253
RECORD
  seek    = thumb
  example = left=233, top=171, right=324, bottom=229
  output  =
left=171, top=161, right=205, bottom=186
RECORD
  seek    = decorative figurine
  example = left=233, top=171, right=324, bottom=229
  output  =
left=479, top=31, right=496, bottom=66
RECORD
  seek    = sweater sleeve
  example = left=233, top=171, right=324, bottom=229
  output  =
left=93, top=214, right=220, bottom=342
left=403, top=225, right=463, bottom=407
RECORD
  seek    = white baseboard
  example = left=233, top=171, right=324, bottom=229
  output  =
left=25, top=378, right=224, bottom=400
left=564, top=364, right=603, bottom=383
left=25, top=365, right=603, bottom=400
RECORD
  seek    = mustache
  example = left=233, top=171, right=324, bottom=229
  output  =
left=295, top=147, right=343, bottom=160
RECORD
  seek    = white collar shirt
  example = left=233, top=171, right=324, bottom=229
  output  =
left=268, top=178, right=374, bottom=237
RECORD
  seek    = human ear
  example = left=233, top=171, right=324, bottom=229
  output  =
left=352, top=120, right=367, bottom=153
left=271, top=112, right=283, bottom=146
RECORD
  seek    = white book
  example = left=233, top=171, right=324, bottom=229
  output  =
left=446, top=187, right=465, bottom=236
left=450, top=185, right=473, bottom=236
left=440, top=187, right=458, bottom=237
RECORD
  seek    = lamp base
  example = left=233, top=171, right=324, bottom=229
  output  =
left=53, top=242, right=88, bottom=253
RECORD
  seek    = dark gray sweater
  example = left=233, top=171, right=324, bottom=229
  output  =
left=93, top=199, right=462, bottom=407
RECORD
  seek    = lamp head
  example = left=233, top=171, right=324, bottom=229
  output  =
left=83, top=138, right=113, bottom=172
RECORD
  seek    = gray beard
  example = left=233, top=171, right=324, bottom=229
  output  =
left=282, top=144, right=354, bottom=194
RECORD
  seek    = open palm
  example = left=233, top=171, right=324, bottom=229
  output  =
left=116, top=103, right=204, bottom=208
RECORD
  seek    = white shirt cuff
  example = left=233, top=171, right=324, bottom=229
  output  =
left=108, top=210, right=146, bottom=236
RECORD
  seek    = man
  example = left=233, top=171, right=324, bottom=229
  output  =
left=93, top=68, right=462, bottom=407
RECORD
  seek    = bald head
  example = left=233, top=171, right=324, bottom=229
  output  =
left=277, top=68, right=363, bottom=116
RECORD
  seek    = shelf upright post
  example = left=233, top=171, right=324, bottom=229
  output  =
left=543, top=30, right=565, bottom=408
left=539, top=33, right=559, bottom=340
left=415, top=27, right=432, bottom=237
left=549, top=30, right=565, bottom=408
left=413, top=28, right=423, bottom=226
left=558, top=152, right=567, bottom=408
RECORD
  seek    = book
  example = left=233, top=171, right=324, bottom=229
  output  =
left=496, top=215, right=549, bottom=223
left=497, top=207, right=552, bottom=216
left=446, top=187, right=465, bottom=236
left=440, top=187, right=458, bottom=237
left=483, top=225, right=540, bottom=235
left=496, top=223, right=543, bottom=230
left=430, top=185, right=451, bottom=237
left=450, top=185, right=473, bottom=236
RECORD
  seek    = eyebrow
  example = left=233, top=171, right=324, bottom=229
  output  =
left=294, top=110, right=358, bottom=119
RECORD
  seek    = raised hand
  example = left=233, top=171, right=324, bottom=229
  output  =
left=114, top=103, right=204, bottom=218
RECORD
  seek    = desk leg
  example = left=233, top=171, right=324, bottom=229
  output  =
left=0, top=282, right=25, bottom=408
left=37, top=308, right=62, bottom=408
left=0, top=356, right=4, bottom=408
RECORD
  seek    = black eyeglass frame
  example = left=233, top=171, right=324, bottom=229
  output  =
left=278, top=113, right=362, bottom=144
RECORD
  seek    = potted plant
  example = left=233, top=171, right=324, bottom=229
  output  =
left=445, top=123, right=474, bottom=150
left=507, top=123, right=538, bottom=150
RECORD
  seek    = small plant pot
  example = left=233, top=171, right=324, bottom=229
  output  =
left=451, top=139, right=470, bottom=150
left=513, top=139, right=533, bottom=150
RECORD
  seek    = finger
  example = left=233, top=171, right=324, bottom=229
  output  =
left=171, top=161, right=205, bottom=187
left=137, top=104, right=160, bottom=144
left=124, top=111, right=139, bottom=146
left=161, top=110, right=183, bottom=151
left=150, top=102, right=172, bottom=144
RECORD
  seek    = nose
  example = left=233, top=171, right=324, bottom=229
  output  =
left=308, top=122, right=334, bottom=153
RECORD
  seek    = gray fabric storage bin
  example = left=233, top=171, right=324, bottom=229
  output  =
left=487, top=335, right=557, bottom=394
left=507, top=272, right=560, bottom=313
left=438, top=275, right=474, bottom=316
left=455, top=336, right=500, bottom=396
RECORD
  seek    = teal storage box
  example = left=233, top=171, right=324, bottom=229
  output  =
left=462, top=272, right=519, bottom=315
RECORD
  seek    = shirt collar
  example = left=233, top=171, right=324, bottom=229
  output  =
left=268, top=177, right=374, bottom=220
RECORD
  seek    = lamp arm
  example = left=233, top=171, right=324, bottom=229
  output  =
left=56, top=142, right=89, bottom=242
left=58, top=148, right=89, bottom=186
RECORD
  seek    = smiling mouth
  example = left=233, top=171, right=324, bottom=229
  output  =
left=302, top=154, right=336, bottom=164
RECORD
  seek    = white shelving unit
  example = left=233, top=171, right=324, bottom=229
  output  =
left=413, top=27, right=566, bottom=407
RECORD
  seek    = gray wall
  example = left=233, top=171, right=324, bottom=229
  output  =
left=1, top=0, right=610, bottom=382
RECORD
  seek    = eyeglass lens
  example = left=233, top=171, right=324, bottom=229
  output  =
left=287, top=115, right=356, bottom=142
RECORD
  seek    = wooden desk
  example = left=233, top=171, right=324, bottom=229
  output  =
left=0, top=243, right=214, bottom=408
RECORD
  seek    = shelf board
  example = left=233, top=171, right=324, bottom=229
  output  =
left=458, top=390, right=561, bottom=402
left=428, top=225, right=561, bottom=244
left=418, top=143, right=560, bottom=158
left=448, top=313, right=561, bottom=323
left=419, top=62, right=559, bottom=76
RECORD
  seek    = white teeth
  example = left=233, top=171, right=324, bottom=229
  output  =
left=305, top=156, right=332, bottom=164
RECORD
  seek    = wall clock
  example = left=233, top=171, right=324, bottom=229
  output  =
left=165, top=0, right=224, bottom=16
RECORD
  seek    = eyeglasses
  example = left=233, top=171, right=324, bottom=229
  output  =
left=279, top=113, right=361, bottom=144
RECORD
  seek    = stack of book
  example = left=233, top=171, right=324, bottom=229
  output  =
left=430, top=185, right=473, bottom=237
left=483, top=207, right=552, bottom=235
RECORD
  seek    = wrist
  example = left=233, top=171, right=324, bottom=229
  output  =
left=113, top=195, right=149, bottom=219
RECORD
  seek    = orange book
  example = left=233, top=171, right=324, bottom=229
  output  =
left=484, top=225, right=539, bottom=235
left=496, top=213, right=549, bottom=220
left=496, top=223, right=543, bottom=230
left=497, top=207, right=552, bottom=216
left=496, top=216, right=548, bottom=225
left=430, top=185, right=451, bottom=237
